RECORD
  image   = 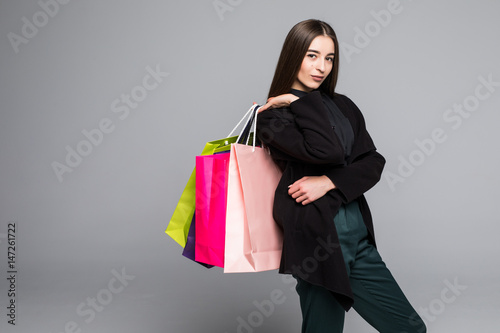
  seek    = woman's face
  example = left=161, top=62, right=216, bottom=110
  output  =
left=292, top=35, right=335, bottom=92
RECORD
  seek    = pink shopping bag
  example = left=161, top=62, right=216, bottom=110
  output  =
left=195, top=152, right=230, bottom=267
left=224, top=143, right=283, bottom=273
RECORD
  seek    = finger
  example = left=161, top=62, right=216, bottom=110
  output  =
left=288, top=183, right=297, bottom=194
left=294, top=176, right=309, bottom=185
left=289, top=185, right=307, bottom=197
left=258, top=103, right=271, bottom=112
left=289, top=189, right=300, bottom=198
left=297, top=196, right=316, bottom=205
left=289, top=177, right=307, bottom=189
left=301, top=194, right=318, bottom=205
left=296, top=194, right=309, bottom=204
left=288, top=184, right=304, bottom=196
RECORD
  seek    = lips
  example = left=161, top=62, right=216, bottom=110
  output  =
left=311, top=75, right=324, bottom=82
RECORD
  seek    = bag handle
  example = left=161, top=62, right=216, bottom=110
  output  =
left=238, top=105, right=258, bottom=145
left=227, top=104, right=258, bottom=137
left=225, top=103, right=264, bottom=150
left=225, top=104, right=260, bottom=145
left=247, top=105, right=262, bottom=151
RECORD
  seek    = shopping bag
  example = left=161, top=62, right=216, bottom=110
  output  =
left=182, top=214, right=214, bottom=268
left=165, top=137, right=236, bottom=247
left=224, top=143, right=283, bottom=273
left=194, top=152, right=230, bottom=267
left=165, top=104, right=259, bottom=247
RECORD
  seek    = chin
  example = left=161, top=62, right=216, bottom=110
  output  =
left=307, top=83, right=322, bottom=90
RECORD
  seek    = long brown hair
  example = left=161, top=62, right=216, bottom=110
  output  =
left=267, top=19, right=339, bottom=99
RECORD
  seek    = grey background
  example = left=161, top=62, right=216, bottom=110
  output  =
left=1, top=0, right=499, bottom=332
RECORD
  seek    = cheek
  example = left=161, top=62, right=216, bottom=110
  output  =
left=325, top=63, right=334, bottom=75
left=299, top=60, right=311, bottom=76
left=299, top=61, right=307, bottom=72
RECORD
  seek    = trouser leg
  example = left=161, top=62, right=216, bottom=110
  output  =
left=349, top=238, right=426, bottom=333
left=293, top=201, right=426, bottom=333
left=295, top=277, right=345, bottom=333
left=293, top=203, right=352, bottom=333
left=343, top=202, right=426, bottom=333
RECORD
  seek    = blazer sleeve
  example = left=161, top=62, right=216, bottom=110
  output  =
left=325, top=95, right=386, bottom=203
left=256, top=91, right=344, bottom=165
left=326, top=150, right=385, bottom=203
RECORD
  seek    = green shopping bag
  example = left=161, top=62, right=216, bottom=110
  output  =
left=165, top=136, right=237, bottom=247
left=165, top=104, right=258, bottom=247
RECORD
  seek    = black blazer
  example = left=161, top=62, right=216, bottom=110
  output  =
left=257, top=91, right=385, bottom=311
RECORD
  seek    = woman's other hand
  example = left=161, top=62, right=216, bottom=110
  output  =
left=258, top=93, right=299, bottom=113
left=288, top=176, right=336, bottom=205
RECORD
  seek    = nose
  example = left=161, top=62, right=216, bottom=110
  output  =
left=316, top=58, right=326, bottom=73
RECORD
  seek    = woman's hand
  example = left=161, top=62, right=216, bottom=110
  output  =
left=288, top=176, right=336, bottom=205
left=258, top=93, right=299, bottom=113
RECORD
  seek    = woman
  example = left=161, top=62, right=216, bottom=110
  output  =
left=256, top=19, right=426, bottom=333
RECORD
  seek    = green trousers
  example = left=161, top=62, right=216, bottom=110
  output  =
left=295, top=200, right=426, bottom=333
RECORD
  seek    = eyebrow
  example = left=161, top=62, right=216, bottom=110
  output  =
left=308, top=49, right=335, bottom=56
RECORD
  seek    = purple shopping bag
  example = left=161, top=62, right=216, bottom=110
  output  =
left=182, top=214, right=213, bottom=268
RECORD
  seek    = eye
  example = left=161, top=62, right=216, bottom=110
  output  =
left=326, top=56, right=335, bottom=62
left=307, top=54, right=317, bottom=59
